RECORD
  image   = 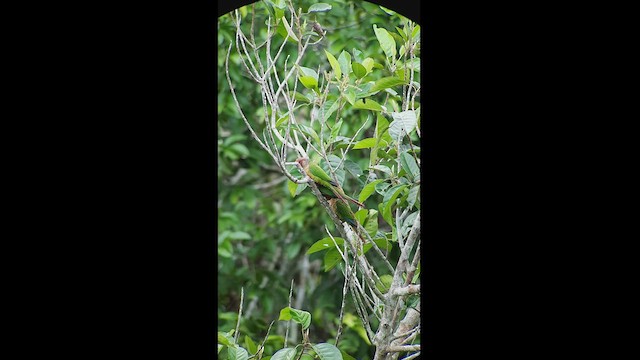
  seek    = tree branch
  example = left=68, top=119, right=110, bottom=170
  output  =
left=391, top=284, right=420, bottom=296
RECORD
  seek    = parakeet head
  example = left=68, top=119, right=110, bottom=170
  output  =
left=296, top=157, right=309, bottom=167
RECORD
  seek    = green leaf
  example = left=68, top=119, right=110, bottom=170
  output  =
left=244, top=336, right=257, bottom=355
left=343, top=90, right=355, bottom=105
left=389, top=32, right=405, bottom=47
left=364, top=209, right=378, bottom=237
left=325, top=50, right=342, bottom=80
left=307, top=3, right=332, bottom=13
left=295, top=182, right=308, bottom=197
left=400, top=211, right=419, bottom=238
left=378, top=202, right=388, bottom=226
left=412, top=24, right=421, bottom=39
left=352, top=48, right=364, bottom=63
left=379, top=5, right=396, bottom=15
left=324, top=155, right=346, bottom=185
left=219, top=239, right=233, bottom=258
left=353, top=138, right=377, bottom=149
left=352, top=62, right=367, bottom=79
left=238, top=5, right=248, bottom=18
left=287, top=180, right=298, bottom=197
left=354, top=82, right=372, bottom=98
left=383, top=184, right=407, bottom=203
left=275, top=113, right=290, bottom=128
left=405, top=57, right=420, bottom=72
left=293, top=91, right=311, bottom=103
left=400, top=151, right=420, bottom=181
left=358, top=179, right=384, bottom=203
left=278, top=307, right=292, bottom=321
left=274, top=7, right=285, bottom=20
left=229, top=143, right=250, bottom=158
left=307, top=237, right=345, bottom=254
left=407, top=185, right=420, bottom=209
left=330, top=120, right=343, bottom=143
left=395, top=26, right=408, bottom=42
left=362, top=57, right=374, bottom=73
left=389, top=110, right=418, bottom=142
left=323, top=248, right=342, bottom=272
left=372, top=164, right=392, bottom=175
left=286, top=240, right=302, bottom=259
left=218, top=332, right=235, bottom=347
left=281, top=16, right=298, bottom=42
left=374, top=237, right=392, bottom=252
left=298, top=66, right=318, bottom=79
left=340, top=350, right=356, bottom=360
left=353, top=99, right=383, bottom=112
left=373, top=24, right=396, bottom=59
left=228, top=231, right=251, bottom=240
left=337, top=50, right=351, bottom=77
left=370, top=76, right=407, bottom=93
left=344, top=160, right=362, bottom=178
left=375, top=114, right=389, bottom=139
left=311, top=343, right=342, bottom=360
left=269, top=0, right=286, bottom=9
left=297, top=124, right=320, bottom=144
left=271, top=348, right=298, bottom=360
left=223, top=134, right=247, bottom=146
left=341, top=313, right=371, bottom=345
left=321, top=97, right=340, bottom=122
left=280, top=307, right=312, bottom=330
left=354, top=209, right=368, bottom=225
left=375, top=274, right=393, bottom=294
left=229, top=347, right=249, bottom=360
left=383, top=184, right=408, bottom=224
left=299, top=76, right=318, bottom=90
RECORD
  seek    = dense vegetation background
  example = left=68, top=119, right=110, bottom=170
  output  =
left=218, top=1, right=420, bottom=358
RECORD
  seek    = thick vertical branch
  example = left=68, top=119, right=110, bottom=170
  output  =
left=374, top=213, right=420, bottom=360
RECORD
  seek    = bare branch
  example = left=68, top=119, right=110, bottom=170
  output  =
left=355, top=222, right=394, bottom=273
left=252, top=176, right=287, bottom=189
left=390, top=304, right=421, bottom=350
left=404, top=241, right=420, bottom=286
left=334, top=255, right=349, bottom=346
left=393, top=212, right=421, bottom=279
left=391, top=284, right=420, bottom=296
left=225, top=42, right=272, bottom=156
left=284, top=279, right=294, bottom=347
left=386, top=345, right=421, bottom=353
left=401, top=351, right=421, bottom=360
left=234, top=287, right=244, bottom=342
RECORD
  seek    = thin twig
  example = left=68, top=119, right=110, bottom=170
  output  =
left=334, top=256, right=349, bottom=346
left=234, top=287, right=244, bottom=342
left=386, top=345, right=421, bottom=352
left=401, top=351, right=421, bottom=360
left=404, top=241, right=420, bottom=286
left=256, top=320, right=276, bottom=358
left=284, top=279, right=294, bottom=348
left=355, top=222, right=395, bottom=273
left=336, top=114, right=370, bottom=170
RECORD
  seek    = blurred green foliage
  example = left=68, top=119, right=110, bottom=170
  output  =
left=218, top=1, right=420, bottom=358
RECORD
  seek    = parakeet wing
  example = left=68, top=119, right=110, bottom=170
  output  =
left=319, top=186, right=337, bottom=199
left=335, top=200, right=356, bottom=225
left=309, top=163, right=337, bottom=186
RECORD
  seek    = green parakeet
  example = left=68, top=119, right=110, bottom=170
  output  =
left=296, top=157, right=364, bottom=207
left=328, top=198, right=356, bottom=226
